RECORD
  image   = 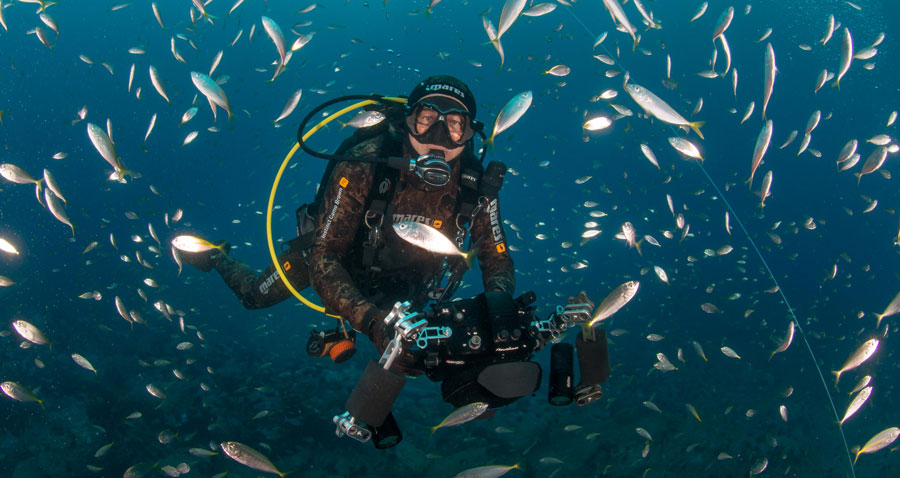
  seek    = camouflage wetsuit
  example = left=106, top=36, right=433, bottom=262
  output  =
left=213, top=127, right=515, bottom=351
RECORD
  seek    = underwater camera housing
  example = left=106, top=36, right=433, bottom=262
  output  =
left=419, top=291, right=545, bottom=408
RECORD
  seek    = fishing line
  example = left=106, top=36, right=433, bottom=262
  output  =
left=561, top=5, right=855, bottom=476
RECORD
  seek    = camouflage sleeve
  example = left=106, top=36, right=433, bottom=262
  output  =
left=470, top=195, right=515, bottom=294
left=308, top=160, right=379, bottom=331
left=213, top=247, right=310, bottom=309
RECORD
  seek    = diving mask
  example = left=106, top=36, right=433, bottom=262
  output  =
left=406, top=97, right=476, bottom=148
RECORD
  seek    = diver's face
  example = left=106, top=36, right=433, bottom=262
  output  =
left=409, top=106, right=465, bottom=160
left=414, top=106, right=466, bottom=142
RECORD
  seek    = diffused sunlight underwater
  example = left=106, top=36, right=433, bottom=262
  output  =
left=0, top=0, right=899, bottom=477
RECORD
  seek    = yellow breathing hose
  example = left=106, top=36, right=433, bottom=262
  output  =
left=265, top=96, right=408, bottom=318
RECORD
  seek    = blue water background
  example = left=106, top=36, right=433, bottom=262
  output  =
left=1, top=0, right=898, bottom=476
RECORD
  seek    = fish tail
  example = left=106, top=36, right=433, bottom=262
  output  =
left=689, top=121, right=705, bottom=140
left=855, top=172, right=861, bottom=185
left=635, top=238, right=643, bottom=256
left=832, top=370, right=841, bottom=386
left=768, top=351, right=775, bottom=361
left=464, top=250, right=475, bottom=269
left=853, top=450, right=861, bottom=465
left=38, top=398, right=45, bottom=410
left=875, top=313, right=884, bottom=328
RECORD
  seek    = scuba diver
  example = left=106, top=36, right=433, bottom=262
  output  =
left=179, top=75, right=610, bottom=448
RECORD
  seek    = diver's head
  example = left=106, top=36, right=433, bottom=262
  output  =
left=405, top=75, right=477, bottom=161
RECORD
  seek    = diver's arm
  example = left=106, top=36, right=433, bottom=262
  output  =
left=470, top=196, right=515, bottom=294
left=213, top=248, right=310, bottom=309
left=308, top=160, right=381, bottom=332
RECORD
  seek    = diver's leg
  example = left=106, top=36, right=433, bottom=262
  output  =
left=214, top=249, right=310, bottom=309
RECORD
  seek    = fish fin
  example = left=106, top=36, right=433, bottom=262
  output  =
left=485, top=135, right=495, bottom=151
left=855, top=172, right=861, bottom=185
left=689, top=121, right=705, bottom=140
left=635, top=238, right=643, bottom=256
left=875, top=313, right=884, bottom=329
left=831, top=370, right=841, bottom=386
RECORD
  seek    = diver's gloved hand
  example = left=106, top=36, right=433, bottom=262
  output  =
left=181, top=241, right=232, bottom=272
left=368, top=308, right=423, bottom=377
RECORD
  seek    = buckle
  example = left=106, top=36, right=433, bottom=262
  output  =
left=364, top=210, right=383, bottom=229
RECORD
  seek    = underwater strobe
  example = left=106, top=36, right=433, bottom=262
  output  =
left=332, top=301, right=449, bottom=449
left=539, top=293, right=609, bottom=406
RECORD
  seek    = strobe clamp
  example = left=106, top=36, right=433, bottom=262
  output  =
left=333, top=411, right=371, bottom=442
left=532, top=292, right=595, bottom=341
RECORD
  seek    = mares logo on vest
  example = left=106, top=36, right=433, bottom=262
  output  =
left=393, top=214, right=439, bottom=227
left=488, top=198, right=507, bottom=253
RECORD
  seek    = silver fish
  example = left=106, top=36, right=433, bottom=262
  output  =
left=762, top=43, right=776, bottom=119
left=819, top=14, right=835, bottom=46
left=875, top=289, right=900, bottom=328
left=854, top=427, right=900, bottom=464
left=488, top=91, right=532, bottom=145
left=1, top=163, right=40, bottom=185
left=625, top=83, right=703, bottom=138
left=804, top=110, right=821, bottom=136
left=12, top=320, right=51, bottom=346
left=749, top=120, right=773, bottom=188
left=220, top=441, right=285, bottom=477
left=833, top=28, right=852, bottom=89
left=814, top=69, right=828, bottom=94
left=181, top=107, right=198, bottom=126
left=1, top=381, right=43, bottom=407
left=601, top=0, right=637, bottom=46
left=769, top=321, right=794, bottom=360
left=274, top=88, right=303, bottom=124
left=261, top=16, right=287, bottom=68
left=640, top=144, right=660, bottom=170
left=757, top=171, right=772, bottom=209
left=44, top=187, right=74, bottom=237
left=711, top=6, right=734, bottom=40
left=343, top=110, right=386, bottom=129
left=392, top=222, right=474, bottom=264
left=148, top=66, right=170, bottom=103
left=855, top=146, right=888, bottom=184
left=589, top=281, right=640, bottom=326
left=668, top=137, right=703, bottom=161
left=191, top=71, right=232, bottom=120
left=87, top=122, right=135, bottom=182
left=839, top=386, right=872, bottom=426
left=850, top=375, right=872, bottom=395
left=431, top=402, right=489, bottom=433
left=690, top=2, right=708, bottom=22
left=779, top=130, right=798, bottom=149
left=497, top=0, right=527, bottom=38
left=71, top=353, right=98, bottom=374
left=455, top=464, right=520, bottom=478
left=833, top=339, right=878, bottom=386
left=145, top=113, right=157, bottom=143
